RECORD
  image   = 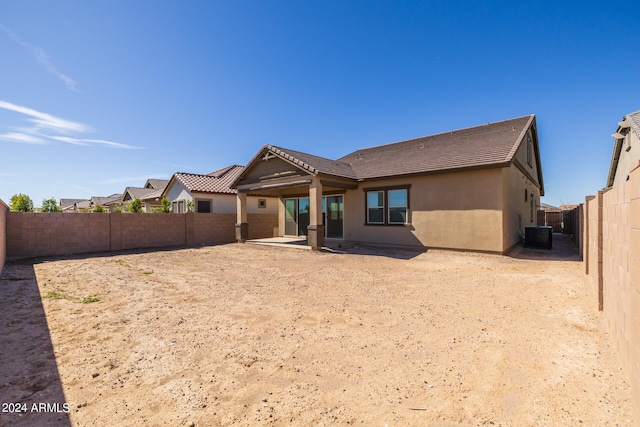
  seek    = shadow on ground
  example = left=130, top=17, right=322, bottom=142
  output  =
left=507, top=233, right=581, bottom=262
left=0, top=262, right=71, bottom=427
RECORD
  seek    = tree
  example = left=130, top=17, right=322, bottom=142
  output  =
left=92, top=204, right=105, bottom=213
left=41, top=197, right=61, bottom=212
left=10, top=193, right=34, bottom=212
left=127, top=198, right=143, bottom=213
left=186, top=200, right=195, bottom=213
left=158, top=197, right=171, bottom=213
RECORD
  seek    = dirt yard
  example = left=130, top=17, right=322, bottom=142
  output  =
left=0, top=235, right=634, bottom=426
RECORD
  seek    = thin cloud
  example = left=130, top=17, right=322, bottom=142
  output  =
left=0, top=24, right=78, bottom=91
left=0, top=132, right=47, bottom=144
left=48, top=136, right=142, bottom=150
left=0, top=100, right=141, bottom=149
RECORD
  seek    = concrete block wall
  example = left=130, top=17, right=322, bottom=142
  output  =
left=7, top=212, right=111, bottom=258
left=247, top=213, right=278, bottom=239
left=584, top=161, right=640, bottom=421
left=191, top=213, right=236, bottom=245
left=6, top=212, right=279, bottom=260
left=0, top=199, right=7, bottom=274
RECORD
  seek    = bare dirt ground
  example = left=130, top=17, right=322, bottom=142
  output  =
left=0, top=234, right=634, bottom=426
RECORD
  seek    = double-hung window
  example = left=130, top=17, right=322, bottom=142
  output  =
left=365, top=186, right=409, bottom=225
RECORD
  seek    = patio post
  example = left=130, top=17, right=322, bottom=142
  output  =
left=236, top=192, right=248, bottom=242
left=307, top=177, right=324, bottom=250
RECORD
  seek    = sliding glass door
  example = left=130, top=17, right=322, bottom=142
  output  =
left=285, top=195, right=343, bottom=239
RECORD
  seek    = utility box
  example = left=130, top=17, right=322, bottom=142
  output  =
left=525, top=226, right=552, bottom=249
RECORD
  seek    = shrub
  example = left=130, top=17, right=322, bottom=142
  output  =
left=159, top=197, right=172, bottom=213
left=186, top=200, right=195, bottom=213
left=92, top=204, right=105, bottom=213
left=41, top=197, right=61, bottom=212
left=10, top=193, right=34, bottom=212
left=127, top=198, right=143, bottom=213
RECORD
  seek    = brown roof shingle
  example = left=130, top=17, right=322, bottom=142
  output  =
left=338, top=115, right=534, bottom=179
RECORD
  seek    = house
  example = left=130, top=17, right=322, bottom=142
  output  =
left=162, top=165, right=278, bottom=214
left=90, top=194, right=123, bottom=212
left=60, top=198, right=87, bottom=212
left=231, top=115, right=544, bottom=253
left=606, top=109, right=640, bottom=189
left=119, top=179, right=170, bottom=212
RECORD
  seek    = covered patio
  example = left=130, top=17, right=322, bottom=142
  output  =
left=231, top=145, right=357, bottom=250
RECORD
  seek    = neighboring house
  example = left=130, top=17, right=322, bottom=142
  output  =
left=231, top=115, right=544, bottom=253
left=60, top=198, right=87, bottom=212
left=162, top=165, right=277, bottom=214
left=606, top=109, right=640, bottom=189
left=144, top=178, right=170, bottom=190
left=121, top=187, right=163, bottom=212
left=90, top=194, right=123, bottom=212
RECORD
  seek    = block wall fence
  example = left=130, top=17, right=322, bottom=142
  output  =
left=6, top=212, right=278, bottom=260
left=584, top=161, right=640, bottom=422
left=0, top=199, right=7, bottom=275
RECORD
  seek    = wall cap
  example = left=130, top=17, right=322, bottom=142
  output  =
left=0, top=199, right=7, bottom=210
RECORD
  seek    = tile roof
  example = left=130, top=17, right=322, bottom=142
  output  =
left=172, top=165, right=245, bottom=195
left=145, top=179, right=170, bottom=190
left=232, top=115, right=540, bottom=190
left=123, top=187, right=158, bottom=201
left=267, top=146, right=358, bottom=179
left=91, top=193, right=123, bottom=206
left=338, top=115, right=535, bottom=179
left=60, top=198, right=86, bottom=209
left=625, top=109, right=640, bottom=138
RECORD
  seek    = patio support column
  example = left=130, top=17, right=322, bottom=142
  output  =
left=236, top=192, right=248, bottom=243
left=307, top=177, right=324, bottom=250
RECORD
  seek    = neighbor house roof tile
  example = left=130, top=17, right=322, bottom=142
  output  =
left=173, top=165, right=245, bottom=194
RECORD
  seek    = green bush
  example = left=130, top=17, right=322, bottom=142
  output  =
left=41, top=198, right=61, bottom=212
left=127, top=198, right=143, bottom=213
left=92, top=204, right=105, bottom=213
left=10, top=193, right=34, bottom=212
left=159, top=197, right=171, bottom=213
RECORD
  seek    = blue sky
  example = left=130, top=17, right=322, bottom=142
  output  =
left=1, top=1, right=639, bottom=208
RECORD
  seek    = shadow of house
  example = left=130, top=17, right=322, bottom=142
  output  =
left=0, top=262, right=71, bottom=427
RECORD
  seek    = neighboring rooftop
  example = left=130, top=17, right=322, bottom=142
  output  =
left=170, top=165, right=245, bottom=195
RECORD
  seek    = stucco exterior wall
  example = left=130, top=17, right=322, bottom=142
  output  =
left=612, top=130, right=640, bottom=188
left=166, top=180, right=277, bottom=214
left=502, top=165, right=541, bottom=251
left=342, top=168, right=506, bottom=252
left=0, top=199, right=8, bottom=275
left=512, top=126, right=541, bottom=187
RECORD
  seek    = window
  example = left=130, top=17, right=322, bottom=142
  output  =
left=365, top=186, right=409, bottom=225
left=367, top=191, right=384, bottom=223
left=196, top=200, right=211, bottom=213
left=258, top=199, right=267, bottom=208
left=388, top=189, right=407, bottom=224
left=172, top=200, right=185, bottom=213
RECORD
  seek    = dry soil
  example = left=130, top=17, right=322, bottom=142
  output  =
left=0, top=235, right=634, bottom=426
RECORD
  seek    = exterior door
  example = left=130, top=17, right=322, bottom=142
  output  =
left=284, top=199, right=297, bottom=236
left=325, top=195, right=343, bottom=239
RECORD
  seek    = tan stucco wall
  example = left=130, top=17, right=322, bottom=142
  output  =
left=512, top=126, right=541, bottom=187
left=342, top=168, right=506, bottom=252
left=166, top=179, right=277, bottom=214
left=502, top=165, right=541, bottom=251
left=0, top=199, right=7, bottom=274
left=612, top=130, right=640, bottom=188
